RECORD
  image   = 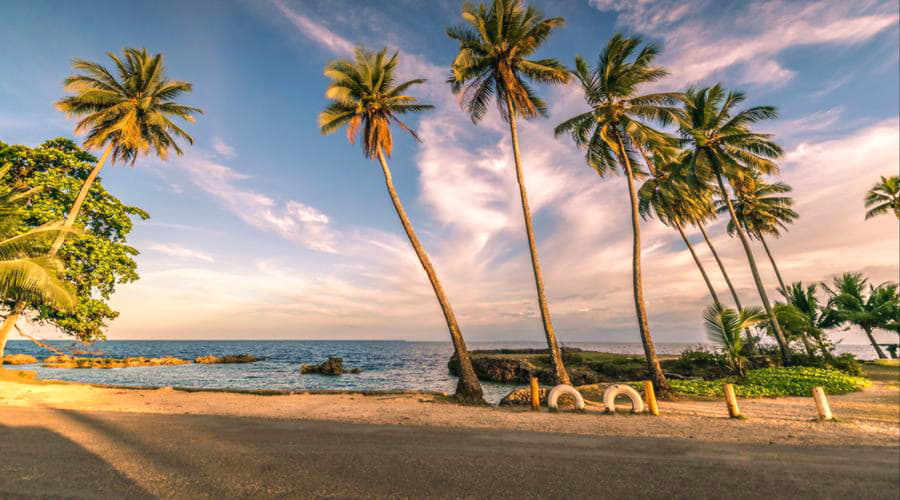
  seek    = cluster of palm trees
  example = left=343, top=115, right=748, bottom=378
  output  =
left=1, top=0, right=895, bottom=405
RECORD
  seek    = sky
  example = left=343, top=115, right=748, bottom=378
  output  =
left=0, top=0, right=897, bottom=345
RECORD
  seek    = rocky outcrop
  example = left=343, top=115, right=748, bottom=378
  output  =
left=194, top=354, right=262, bottom=364
left=448, top=352, right=610, bottom=385
left=2, top=354, right=38, bottom=365
left=300, top=357, right=360, bottom=375
left=42, top=355, right=190, bottom=369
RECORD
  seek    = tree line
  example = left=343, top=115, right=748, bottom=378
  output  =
left=1, top=0, right=897, bottom=406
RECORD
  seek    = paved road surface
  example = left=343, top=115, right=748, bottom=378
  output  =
left=1, top=407, right=897, bottom=498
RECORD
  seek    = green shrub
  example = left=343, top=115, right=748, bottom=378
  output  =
left=665, top=366, right=870, bottom=398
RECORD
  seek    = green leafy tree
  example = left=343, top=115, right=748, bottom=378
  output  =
left=676, top=84, right=793, bottom=363
left=718, top=175, right=797, bottom=292
left=824, top=273, right=899, bottom=359
left=704, top=303, right=766, bottom=376
left=780, top=282, right=841, bottom=359
left=555, top=34, right=680, bottom=393
left=0, top=139, right=147, bottom=356
left=447, top=0, right=572, bottom=385
left=864, top=175, right=900, bottom=220
left=319, top=48, right=484, bottom=403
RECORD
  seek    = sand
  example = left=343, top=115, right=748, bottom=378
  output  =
left=2, top=365, right=897, bottom=448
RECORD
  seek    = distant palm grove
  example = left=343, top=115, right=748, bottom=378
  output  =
left=1, top=0, right=897, bottom=405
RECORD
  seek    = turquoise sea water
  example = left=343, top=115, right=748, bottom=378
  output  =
left=4, top=340, right=883, bottom=403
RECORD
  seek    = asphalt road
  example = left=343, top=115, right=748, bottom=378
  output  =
left=1, top=407, right=897, bottom=499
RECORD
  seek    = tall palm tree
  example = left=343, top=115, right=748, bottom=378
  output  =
left=447, top=0, right=572, bottom=385
left=555, top=34, right=680, bottom=394
left=824, top=273, right=899, bottom=359
left=719, top=176, right=797, bottom=292
left=676, top=84, right=793, bottom=363
left=864, top=175, right=900, bottom=220
left=319, top=48, right=484, bottom=403
left=638, top=157, right=721, bottom=307
left=0, top=48, right=201, bottom=350
left=704, top=303, right=766, bottom=376
left=0, top=169, right=75, bottom=364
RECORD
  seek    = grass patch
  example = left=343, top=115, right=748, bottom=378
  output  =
left=657, top=366, right=870, bottom=398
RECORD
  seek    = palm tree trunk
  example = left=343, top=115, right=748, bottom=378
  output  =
left=616, top=131, right=670, bottom=394
left=862, top=325, right=887, bottom=359
left=503, top=95, right=570, bottom=386
left=758, top=235, right=787, bottom=293
left=375, top=150, right=485, bottom=403
left=698, top=224, right=742, bottom=310
left=713, top=168, right=792, bottom=363
left=0, top=303, right=24, bottom=367
left=798, top=332, right=815, bottom=356
left=675, top=222, right=720, bottom=307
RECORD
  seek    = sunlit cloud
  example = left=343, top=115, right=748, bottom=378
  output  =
left=147, top=242, right=215, bottom=263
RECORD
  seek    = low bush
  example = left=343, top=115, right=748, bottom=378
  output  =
left=664, top=366, right=869, bottom=398
left=789, top=352, right=864, bottom=376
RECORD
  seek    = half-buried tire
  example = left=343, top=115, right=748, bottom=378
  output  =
left=547, top=384, right=585, bottom=412
left=603, top=384, right=644, bottom=414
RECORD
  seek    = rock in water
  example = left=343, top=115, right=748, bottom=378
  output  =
left=300, top=356, right=361, bottom=375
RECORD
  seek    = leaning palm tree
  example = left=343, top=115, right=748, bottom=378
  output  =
left=676, top=85, right=793, bottom=363
left=864, top=175, right=900, bottom=220
left=639, top=157, right=721, bottom=307
left=824, top=273, right=899, bottom=359
left=447, top=0, right=572, bottom=385
left=555, top=34, right=681, bottom=393
left=0, top=169, right=76, bottom=364
left=718, top=176, right=797, bottom=292
left=704, top=303, right=766, bottom=376
left=780, top=282, right=840, bottom=359
left=319, top=47, right=484, bottom=403
left=0, top=48, right=203, bottom=358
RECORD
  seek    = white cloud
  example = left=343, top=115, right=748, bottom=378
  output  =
left=272, top=0, right=354, bottom=55
left=147, top=242, right=215, bottom=263
left=211, top=137, right=236, bottom=159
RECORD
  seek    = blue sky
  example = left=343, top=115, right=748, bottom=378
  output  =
left=1, top=0, right=898, bottom=344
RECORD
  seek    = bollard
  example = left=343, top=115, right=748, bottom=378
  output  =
left=812, top=386, right=833, bottom=421
left=530, top=376, right=540, bottom=411
left=723, top=383, right=741, bottom=419
left=643, top=380, right=659, bottom=416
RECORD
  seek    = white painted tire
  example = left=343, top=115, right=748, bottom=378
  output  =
left=603, top=384, right=645, bottom=414
left=547, top=384, right=585, bottom=411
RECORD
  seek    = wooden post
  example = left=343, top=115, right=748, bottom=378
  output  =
left=530, top=376, right=540, bottom=411
left=812, top=386, right=833, bottom=421
left=723, top=383, right=741, bottom=418
left=643, top=380, right=659, bottom=416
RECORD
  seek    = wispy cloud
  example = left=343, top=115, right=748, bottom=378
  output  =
left=147, top=242, right=215, bottom=263
left=272, top=0, right=354, bottom=55
left=211, top=136, right=236, bottom=159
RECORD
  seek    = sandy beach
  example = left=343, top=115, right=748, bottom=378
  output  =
left=2, top=364, right=898, bottom=448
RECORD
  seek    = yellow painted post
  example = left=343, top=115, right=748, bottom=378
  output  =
left=723, top=383, right=741, bottom=419
left=812, top=386, right=833, bottom=421
left=643, top=380, right=659, bottom=416
left=530, top=376, right=540, bottom=411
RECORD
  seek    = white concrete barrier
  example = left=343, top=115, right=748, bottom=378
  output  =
left=547, top=384, right=585, bottom=411
left=603, top=384, right=645, bottom=414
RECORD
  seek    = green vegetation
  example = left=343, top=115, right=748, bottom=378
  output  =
left=660, top=367, right=870, bottom=398
left=703, top=304, right=767, bottom=376
left=824, top=273, right=899, bottom=359
left=864, top=175, right=899, bottom=220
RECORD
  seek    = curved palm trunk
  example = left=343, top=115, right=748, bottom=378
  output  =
left=1, top=144, right=114, bottom=357
left=758, top=235, right=787, bottom=293
left=862, top=325, right=887, bottom=359
left=376, top=150, right=485, bottom=403
left=675, top=222, right=720, bottom=307
left=798, top=332, right=815, bottom=356
left=713, top=168, right=792, bottom=363
left=698, top=224, right=743, bottom=310
left=616, top=132, right=670, bottom=394
left=504, top=95, right=570, bottom=385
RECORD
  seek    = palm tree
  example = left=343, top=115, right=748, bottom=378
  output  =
left=555, top=34, right=681, bottom=394
left=719, top=176, right=797, bottom=292
left=638, top=157, right=721, bottom=307
left=704, top=303, right=766, bottom=376
left=824, top=273, right=899, bottom=359
left=447, top=0, right=572, bottom=385
left=319, top=47, right=484, bottom=403
left=676, top=84, right=793, bottom=363
left=780, top=282, right=840, bottom=359
left=0, top=48, right=201, bottom=351
left=0, top=168, right=75, bottom=364
left=865, top=175, right=900, bottom=220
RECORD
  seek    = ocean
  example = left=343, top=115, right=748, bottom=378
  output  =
left=4, top=340, right=883, bottom=403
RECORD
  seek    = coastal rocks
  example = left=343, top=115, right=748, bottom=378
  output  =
left=448, top=353, right=607, bottom=385
left=2, top=354, right=38, bottom=365
left=300, top=357, right=361, bottom=375
left=194, top=354, right=262, bottom=364
left=42, top=355, right=190, bottom=369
